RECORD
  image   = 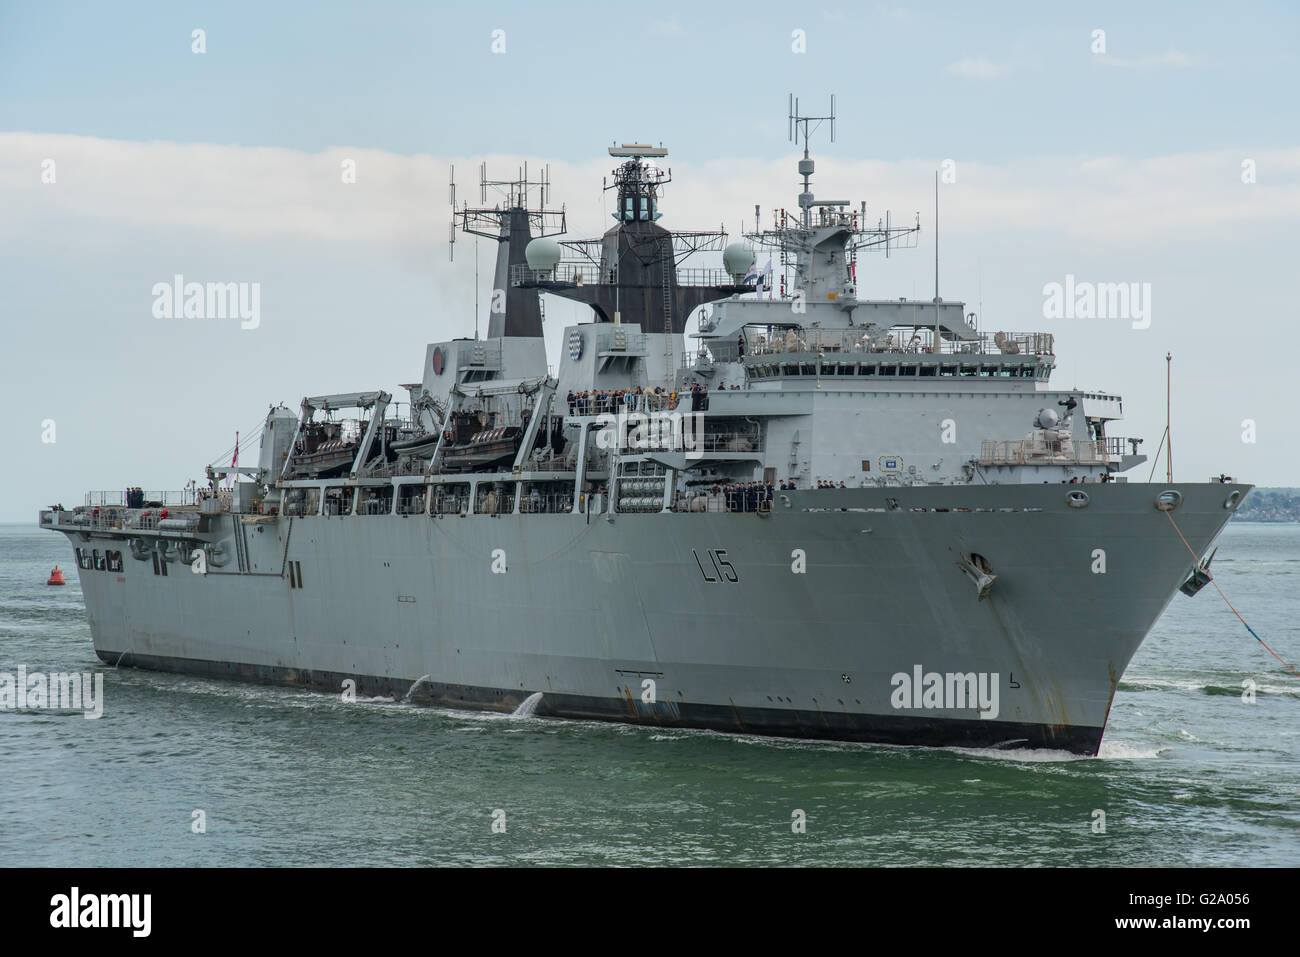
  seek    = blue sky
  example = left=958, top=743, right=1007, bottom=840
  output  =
left=4, top=1, right=1296, bottom=160
left=2, top=1, right=1298, bottom=518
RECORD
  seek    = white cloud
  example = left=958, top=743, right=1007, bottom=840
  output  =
left=945, top=57, right=1010, bottom=78
left=4, top=133, right=1297, bottom=252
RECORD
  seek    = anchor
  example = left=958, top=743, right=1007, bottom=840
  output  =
left=956, top=552, right=996, bottom=601
left=1178, top=546, right=1217, bottom=597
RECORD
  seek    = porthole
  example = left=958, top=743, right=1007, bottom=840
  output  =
left=1155, top=489, right=1182, bottom=511
left=1224, top=490, right=1242, bottom=510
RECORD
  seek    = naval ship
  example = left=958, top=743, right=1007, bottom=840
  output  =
left=41, top=102, right=1248, bottom=754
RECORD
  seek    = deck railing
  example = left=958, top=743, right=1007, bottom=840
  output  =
left=512, top=262, right=741, bottom=289
left=85, top=489, right=200, bottom=507
left=704, top=329, right=1055, bottom=363
left=978, top=437, right=1118, bottom=466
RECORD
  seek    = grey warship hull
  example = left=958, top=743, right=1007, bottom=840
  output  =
left=43, top=123, right=1249, bottom=755
left=50, top=481, right=1244, bottom=754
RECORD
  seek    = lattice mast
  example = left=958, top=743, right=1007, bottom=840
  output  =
left=449, top=162, right=566, bottom=338
left=746, top=95, right=921, bottom=304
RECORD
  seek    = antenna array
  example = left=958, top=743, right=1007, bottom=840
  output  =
left=788, top=94, right=836, bottom=149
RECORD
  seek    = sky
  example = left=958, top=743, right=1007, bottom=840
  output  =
left=2, top=0, right=1298, bottom=519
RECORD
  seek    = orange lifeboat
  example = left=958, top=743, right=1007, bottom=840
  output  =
left=47, top=565, right=66, bottom=586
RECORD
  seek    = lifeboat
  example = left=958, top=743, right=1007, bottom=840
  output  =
left=442, top=426, right=524, bottom=468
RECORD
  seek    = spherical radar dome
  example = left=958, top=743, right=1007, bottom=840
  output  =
left=525, top=237, right=563, bottom=272
left=722, top=243, right=755, bottom=279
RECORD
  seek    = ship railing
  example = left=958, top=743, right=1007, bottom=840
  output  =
left=727, top=328, right=1055, bottom=359
left=81, top=508, right=129, bottom=530
left=356, top=494, right=393, bottom=516
left=525, top=455, right=579, bottom=473
left=699, top=429, right=762, bottom=454
left=670, top=492, right=730, bottom=513
left=956, top=331, right=1055, bottom=357
left=511, top=262, right=610, bottom=287
left=601, top=427, right=761, bottom=456
left=978, top=438, right=1116, bottom=466
left=85, top=489, right=199, bottom=507
left=511, top=262, right=741, bottom=290
left=1101, top=436, right=1130, bottom=458
left=369, top=459, right=429, bottom=478
left=670, top=489, right=774, bottom=513
left=675, top=268, right=744, bottom=288
left=705, top=341, right=743, bottom=362
left=679, top=350, right=711, bottom=370
left=634, top=392, right=681, bottom=413
left=398, top=486, right=438, bottom=515
left=474, top=485, right=517, bottom=515
left=519, top=491, right=575, bottom=514
left=566, top=392, right=683, bottom=416
left=43, top=504, right=194, bottom=531
left=41, top=507, right=128, bottom=530
left=429, top=489, right=471, bottom=515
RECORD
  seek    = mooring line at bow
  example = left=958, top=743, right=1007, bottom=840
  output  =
left=1166, top=509, right=1300, bottom=678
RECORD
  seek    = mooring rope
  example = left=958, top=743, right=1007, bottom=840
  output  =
left=1165, top=509, right=1300, bottom=677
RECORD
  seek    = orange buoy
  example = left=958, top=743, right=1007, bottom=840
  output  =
left=47, top=565, right=66, bottom=586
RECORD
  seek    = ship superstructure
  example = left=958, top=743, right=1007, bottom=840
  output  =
left=41, top=104, right=1248, bottom=753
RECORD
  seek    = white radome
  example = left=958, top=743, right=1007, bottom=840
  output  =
left=525, top=237, right=563, bottom=272
left=722, top=242, right=755, bottom=278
